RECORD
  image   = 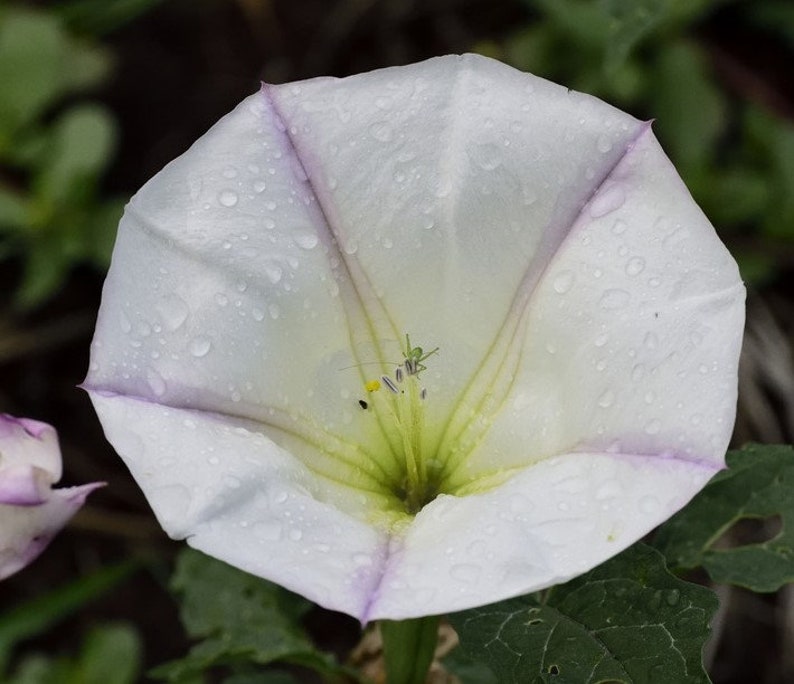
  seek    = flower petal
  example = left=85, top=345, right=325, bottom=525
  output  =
left=266, top=54, right=647, bottom=414
left=0, top=414, right=61, bottom=480
left=88, top=391, right=388, bottom=617
left=85, top=91, right=405, bottom=500
left=0, top=483, right=102, bottom=580
left=443, top=124, right=744, bottom=486
left=364, top=451, right=717, bottom=620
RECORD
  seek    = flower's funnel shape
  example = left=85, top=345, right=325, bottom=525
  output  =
left=85, top=54, right=744, bottom=621
left=0, top=415, right=103, bottom=579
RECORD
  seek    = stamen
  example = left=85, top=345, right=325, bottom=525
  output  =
left=365, top=379, right=381, bottom=392
left=395, top=367, right=404, bottom=383
left=405, top=358, right=417, bottom=375
left=420, top=387, right=427, bottom=400
left=381, top=375, right=399, bottom=394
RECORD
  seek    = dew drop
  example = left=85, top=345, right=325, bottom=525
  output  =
left=119, top=311, right=132, bottom=334
left=288, top=528, right=303, bottom=541
left=611, top=219, right=628, bottom=235
left=218, top=190, right=239, bottom=207
left=644, top=419, right=661, bottom=435
left=599, top=289, right=630, bottom=310
left=597, top=390, right=615, bottom=408
left=189, top=336, right=212, bottom=358
left=295, top=232, right=318, bottom=250
left=369, top=121, right=393, bottom=142
left=625, top=256, right=646, bottom=276
left=146, top=368, right=167, bottom=397
left=553, top=270, right=575, bottom=294
left=157, top=295, right=189, bottom=330
left=596, top=134, right=613, bottom=153
left=589, top=184, right=625, bottom=218
left=450, top=563, right=481, bottom=583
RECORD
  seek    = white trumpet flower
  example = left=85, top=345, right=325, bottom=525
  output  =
left=85, top=54, right=744, bottom=621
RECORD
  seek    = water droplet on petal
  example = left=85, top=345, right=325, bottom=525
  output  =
left=598, top=390, right=615, bottom=408
left=369, top=121, right=393, bottom=142
left=146, top=368, right=167, bottom=397
left=218, top=190, right=239, bottom=207
left=644, top=419, right=661, bottom=435
left=599, top=289, right=629, bottom=310
left=450, top=563, right=481, bottom=583
left=589, top=184, right=625, bottom=218
left=295, top=232, right=318, bottom=250
left=189, top=336, right=212, bottom=357
left=553, top=270, right=575, bottom=294
left=625, top=256, right=646, bottom=276
left=596, top=134, right=613, bottom=153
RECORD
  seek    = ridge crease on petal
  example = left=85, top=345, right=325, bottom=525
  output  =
left=438, top=123, right=655, bottom=484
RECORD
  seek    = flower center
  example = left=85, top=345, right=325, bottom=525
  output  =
left=360, top=335, right=442, bottom=514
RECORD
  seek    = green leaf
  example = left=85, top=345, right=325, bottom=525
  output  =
left=600, top=0, right=673, bottom=74
left=654, top=444, right=794, bottom=592
left=449, top=543, right=717, bottom=684
left=56, top=0, right=165, bottom=37
left=0, top=185, right=28, bottom=229
left=224, top=672, right=299, bottom=684
left=650, top=41, right=726, bottom=173
left=0, top=7, right=111, bottom=143
left=78, top=623, right=142, bottom=684
left=151, top=548, right=356, bottom=682
left=6, top=622, right=141, bottom=684
left=36, top=104, right=116, bottom=204
left=0, top=563, right=136, bottom=674
left=381, top=616, right=440, bottom=684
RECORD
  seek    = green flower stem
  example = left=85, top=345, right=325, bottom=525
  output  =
left=380, top=615, right=440, bottom=684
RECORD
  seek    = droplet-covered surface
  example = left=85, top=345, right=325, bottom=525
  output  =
left=86, top=54, right=744, bottom=620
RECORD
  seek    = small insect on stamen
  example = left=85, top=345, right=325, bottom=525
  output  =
left=358, top=399, right=368, bottom=410
left=395, top=367, right=404, bottom=383
left=381, top=375, right=399, bottom=394
left=420, top=388, right=427, bottom=401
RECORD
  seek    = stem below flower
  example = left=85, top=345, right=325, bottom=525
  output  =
left=380, top=615, right=441, bottom=684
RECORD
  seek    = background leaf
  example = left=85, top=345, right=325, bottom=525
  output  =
left=654, top=444, right=794, bottom=591
left=151, top=548, right=356, bottom=682
left=449, top=544, right=717, bottom=684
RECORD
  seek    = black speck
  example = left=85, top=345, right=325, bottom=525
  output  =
left=358, top=400, right=368, bottom=410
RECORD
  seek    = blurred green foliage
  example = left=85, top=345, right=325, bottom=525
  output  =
left=0, top=4, right=123, bottom=309
left=479, top=0, right=794, bottom=282
left=7, top=623, right=141, bottom=684
left=0, top=563, right=138, bottom=682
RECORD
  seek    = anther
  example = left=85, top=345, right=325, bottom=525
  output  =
left=405, top=358, right=417, bottom=376
left=395, top=367, right=403, bottom=383
left=420, top=388, right=427, bottom=400
left=381, top=375, right=399, bottom=394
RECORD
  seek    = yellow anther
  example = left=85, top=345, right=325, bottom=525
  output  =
left=365, top=379, right=381, bottom=392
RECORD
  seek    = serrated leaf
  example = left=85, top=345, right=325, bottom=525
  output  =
left=654, top=444, right=794, bottom=591
left=151, top=548, right=354, bottom=682
left=450, top=544, right=717, bottom=684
